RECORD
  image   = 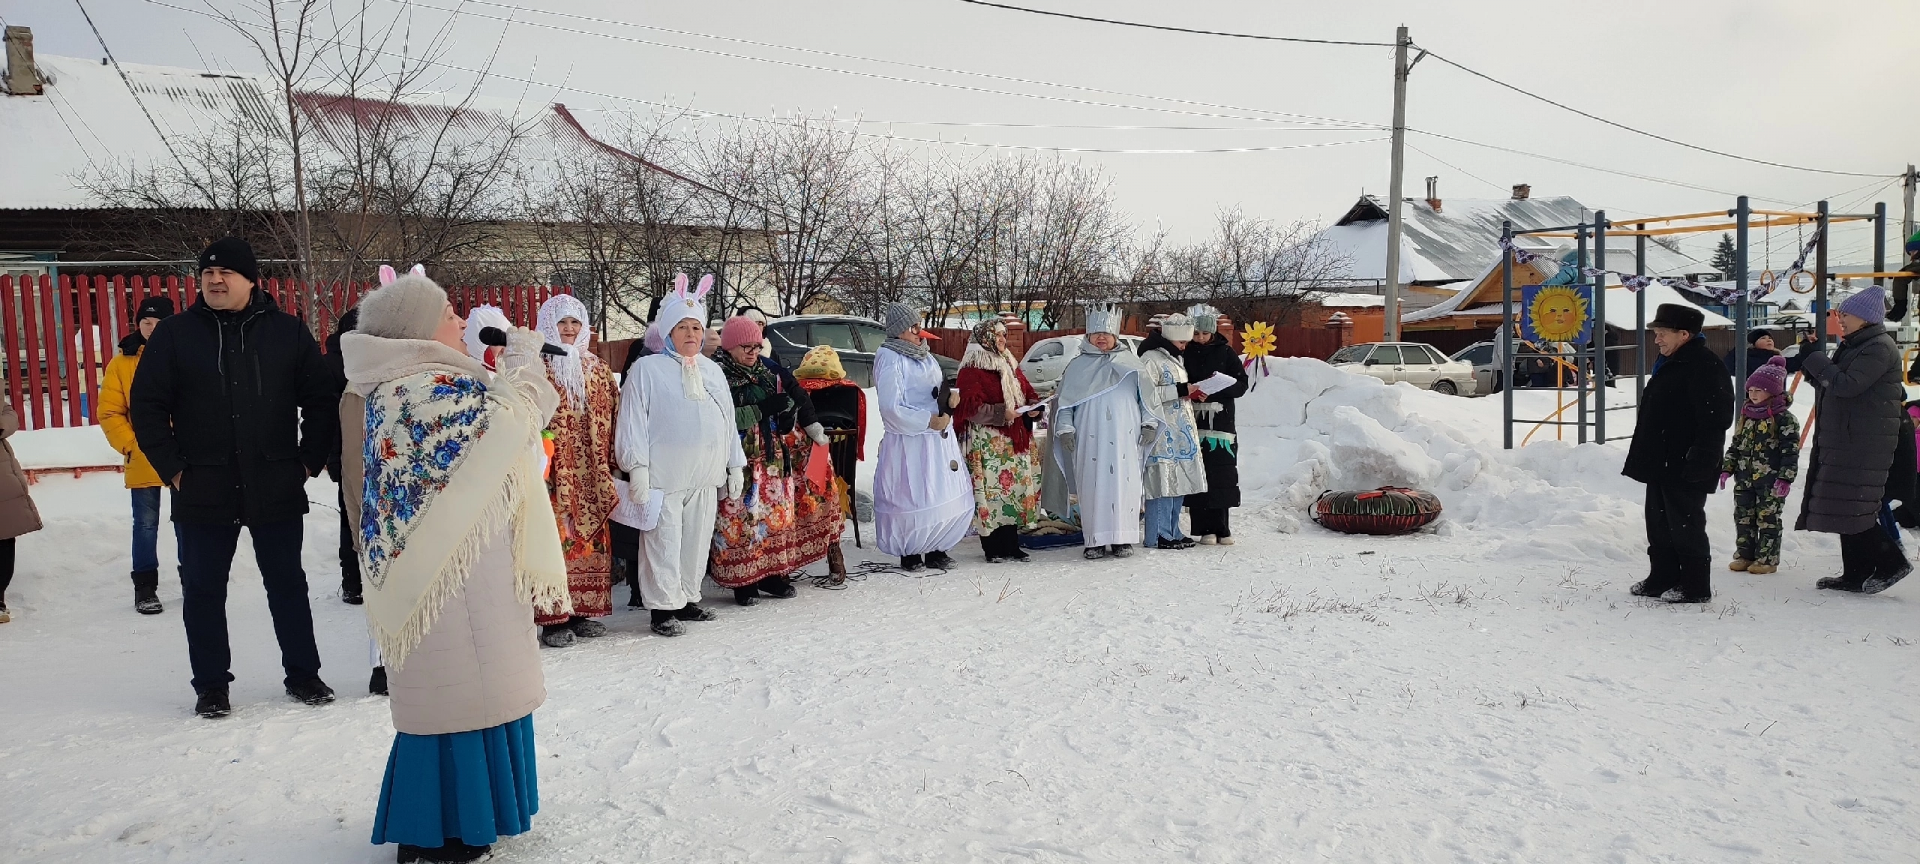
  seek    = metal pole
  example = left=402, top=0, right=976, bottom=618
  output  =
left=1576, top=224, right=1588, bottom=445
left=1382, top=24, right=1411, bottom=342
left=1635, top=225, right=1647, bottom=405
left=1501, top=219, right=1514, bottom=450
left=1735, top=196, right=1751, bottom=392
left=1905, top=164, right=1917, bottom=241
left=1874, top=202, right=1888, bottom=289
left=1594, top=211, right=1607, bottom=444
left=1815, top=200, right=1829, bottom=353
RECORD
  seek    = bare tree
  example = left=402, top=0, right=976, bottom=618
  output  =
left=1162, top=206, right=1350, bottom=326
left=706, top=116, right=873, bottom=316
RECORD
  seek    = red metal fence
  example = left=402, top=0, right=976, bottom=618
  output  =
left=0, top=274, right=570, bottom=431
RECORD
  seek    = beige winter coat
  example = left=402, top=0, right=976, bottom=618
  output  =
left=339, top=334, right=560, bottom=736
left=0, top=401, right=44, bottom=540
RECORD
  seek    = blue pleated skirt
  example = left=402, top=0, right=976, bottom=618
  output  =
left=371, top=714, right=539, bottom=848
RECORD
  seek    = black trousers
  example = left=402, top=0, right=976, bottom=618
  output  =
left=0, top=536, right=14, bottom=600
left=337, top=486, right=360, bottom=593
left=1643, top=480, right=1712, bottom=598
left=609, top=520, right=641, bottom=605
left=1189, top=506, right=1232, bottom=538
left=979, top=525, right=1020, bottom=558
left=178, top=519, right=322, bottom=693
left=1839, top=525, right=1908, bottom=585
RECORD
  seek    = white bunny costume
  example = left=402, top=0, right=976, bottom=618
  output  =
left=613, top=274, right=747, bottom=614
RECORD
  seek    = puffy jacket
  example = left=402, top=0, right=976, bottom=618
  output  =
left=128, top=290, right=336, bottom=526
left=0, top=401, right=44, bottom=540
left=97, top=345, right=163, bottom=489
left=1796, top=322, right=1905, bottom=534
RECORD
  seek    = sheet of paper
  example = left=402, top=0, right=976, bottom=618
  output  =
left=1016, top=401, right=1047, bottom=415
left=638, top=489, right=666, bottom=531
left=1193, top=371, right=1237, bottom=396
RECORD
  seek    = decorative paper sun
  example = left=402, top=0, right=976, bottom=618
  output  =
left=1527, top=285, right=1589, bottom=343
left=1242, top=321, right=1277, bottom=358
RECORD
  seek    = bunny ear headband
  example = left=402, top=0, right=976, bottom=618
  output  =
left=377, top=264, right=426, bottom=286
left=671, top=272, right=713, bottom=300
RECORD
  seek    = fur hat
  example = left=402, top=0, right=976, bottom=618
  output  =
left=1159, top=312, right=1196, bottom=342
left=1746, top=355, right=1789, bottom=395
left=357, top=264, right=446, bottom=341
left=197, top=237, right=259, bottom=285
left=720, top=315, right=764, bottom=350
left=1837, top=285, right=1888, bottom=325
left=1085, top=305, right=1123, bottom=336
left=1647, top=303, right=1704, bottom=334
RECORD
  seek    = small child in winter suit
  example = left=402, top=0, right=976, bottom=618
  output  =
left=1721, top=356, right=1801, bottom=574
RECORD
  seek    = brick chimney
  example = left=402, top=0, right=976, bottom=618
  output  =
left=4, top=26, right=42, bottom=96
left=1511, top=183, right=1531, bottom=201
left=1424, top=176, right=1441, bottom=212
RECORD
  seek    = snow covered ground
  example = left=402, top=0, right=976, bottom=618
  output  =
left=3, top=361, right=1917, bottom=863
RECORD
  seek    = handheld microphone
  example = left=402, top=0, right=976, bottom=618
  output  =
left=478, top=326, right=568, bottom=357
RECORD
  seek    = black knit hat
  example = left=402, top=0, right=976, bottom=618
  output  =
left=1648, top=303, right=1705, bottom=334
left=1747, top=328, right=1772, bottom=345
left=197, top=237, right=259, bottom=285
left=133, top=296, right=174, bottom=323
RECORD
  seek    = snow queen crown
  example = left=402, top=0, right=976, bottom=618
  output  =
left=1085, top=304, right=1123, bottom=336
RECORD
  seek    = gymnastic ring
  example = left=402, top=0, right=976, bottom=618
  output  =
left=1758, top=269, right=1776, bottom=291
left=1788, top=270, right=1817, bottom=294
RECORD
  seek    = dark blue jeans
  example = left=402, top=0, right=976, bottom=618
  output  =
left=177, top=519, right=321, bottom=693
left=130, top=487, right=183, bottom=573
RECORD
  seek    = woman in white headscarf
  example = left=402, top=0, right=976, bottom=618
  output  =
left=531, top=294, right=620, bottom=648
left=463, top=304, right=513, bottom=370
left=872, top=303, right=973, bottom=571
left=616, top=275, right=747, bottom=636
left=1046, top=306, right=1158, bottom=560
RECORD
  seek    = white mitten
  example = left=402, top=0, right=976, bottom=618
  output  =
left=726, top=467, right=745, bottom=500
left=626, top=466, right=651, bottom=506
left=805, top=422, right=829, bottom=446
left=504, top=326, right=546, bottom=358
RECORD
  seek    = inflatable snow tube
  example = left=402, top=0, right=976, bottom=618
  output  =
left=1311, top=486, right=1443, bottom=536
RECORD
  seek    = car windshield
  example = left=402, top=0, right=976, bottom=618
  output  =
left=1330, top=346, right=1370, bottom=364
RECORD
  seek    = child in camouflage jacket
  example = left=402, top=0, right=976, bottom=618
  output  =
left=1720, top=356, right=1800, bottom=573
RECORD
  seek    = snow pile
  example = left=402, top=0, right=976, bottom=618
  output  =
left=1235, top=358, right=1645, bottom=561
left=10, top=425, right=123, bottom=470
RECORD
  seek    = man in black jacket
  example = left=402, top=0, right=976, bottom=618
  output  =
left=323, top=307, right=361, bottom=606
left=130, top=237, right=338, bottom=718
left=1622, top=304, right=1734, bottom=603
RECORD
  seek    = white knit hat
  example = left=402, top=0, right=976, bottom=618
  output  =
left=358, top=269, right=447, bottom=341
left=1160, top=312, right=1196, bottom=342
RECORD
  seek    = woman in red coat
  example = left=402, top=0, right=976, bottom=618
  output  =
left=954, top=319, right=1045, bottom=562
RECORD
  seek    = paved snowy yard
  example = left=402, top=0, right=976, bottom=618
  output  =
left=3, top=365, right=1916, bottom=862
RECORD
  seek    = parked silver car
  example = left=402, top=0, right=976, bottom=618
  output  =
left=1450, top=341, right=1499, bottom=395
left=1020, top=334, right=1145, bottom=394
left=1329, top=341, right=1477, bottom=396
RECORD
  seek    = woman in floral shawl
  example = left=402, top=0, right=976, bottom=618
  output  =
left=954, top=318, right=1045, bottom=562
left=531, top=294, right=620, bottom=648
left=709, top=316, right=841, bottom=601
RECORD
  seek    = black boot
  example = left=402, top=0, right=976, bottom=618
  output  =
left=900, top=554, right=925, bottom=572
left=925, top=550, right=956, bottom=570
left=397, top=839, right=492, bottom=863
left=194, top=687, right=231, bottom=719
left=650, top=609, right=685, bottom=637
left=759, top=575, right=797, bottom=599
left=674, top=603, right=717, bottom=622
left=132, top=570, right=162, bottom=615
left=369, top=666, right=388, bottom=696
left=341, top=579, right=363, bottom=606
left=733, top=586, right=759, bottom=606
left=286, top=677, right=336, bottom=705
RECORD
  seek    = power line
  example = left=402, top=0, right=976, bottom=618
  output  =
left=955, top=0, right=1395, bottom=47
left=442, top=0, right=1382, bottom=130
left=399, top=0, right=1383, bottom=130
left=72, top=0, right=189, bottom=174
left=850, top=129, right=1388, bottom=155
left=1418, top=51, right=1895, bottom=179
left=1408, top=128, right=1793, bottom=203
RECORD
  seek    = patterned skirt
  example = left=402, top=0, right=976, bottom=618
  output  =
left=965, top=424, right=1043, bottom=532
left=711, top=428, right=844, bottom=588
left=536, top=522, right=611, bottom=625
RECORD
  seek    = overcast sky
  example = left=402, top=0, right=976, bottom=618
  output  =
left=5, top=0, right=1916, bottom=264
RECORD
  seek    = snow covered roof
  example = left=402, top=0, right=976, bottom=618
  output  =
left=0, top=53, right=727, bottom=211
left=1315, top=292, right=1387, bottom=309
left=1314, top=194, right=1702, bottom=284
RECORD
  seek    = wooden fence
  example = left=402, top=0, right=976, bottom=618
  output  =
left=0, top=274, right=570, bottom=431
left=922, top=318, right=1341, bottom=364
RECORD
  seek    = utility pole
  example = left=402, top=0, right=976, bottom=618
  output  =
left=1382, top=25, right=1412, bottom=342
left=1904, top=163, right=1916, bottom=241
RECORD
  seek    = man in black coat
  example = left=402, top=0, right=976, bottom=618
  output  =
left=1723, top=328, right=1780, bottom=381
left=1622, top=304, right=1734, bottom=603
left=130, top=237, right=338, bottom=718
left=323, top=307, right=361, bottom=606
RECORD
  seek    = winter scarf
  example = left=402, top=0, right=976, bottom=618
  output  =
left=881, top=303, right=930, bottom=360
left=537, top=293, right=592, bottom=410
left=342, top=332, right=568, bottom=669
left=964, top=321, right=1024, bottom=411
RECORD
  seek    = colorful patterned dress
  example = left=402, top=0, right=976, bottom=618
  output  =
left=534, top=351, right=619, bottom=624
left=710, top=356, right=843, bottom=587
left=955, top=357, right=1043, bottom=534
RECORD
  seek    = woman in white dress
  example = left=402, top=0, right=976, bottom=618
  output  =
left=1046, top=306, right=1158, bottom=560
left=613, top=274, right=747, bottom=637
left=872, top=303, right=974, bottom=571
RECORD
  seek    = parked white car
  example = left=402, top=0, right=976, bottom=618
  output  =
left=1329, top=341, right=1478, bottom=396
left=1021, top=334, right=1145, bottom=395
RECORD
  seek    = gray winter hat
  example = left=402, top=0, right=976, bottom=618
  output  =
left=358, top=273, right=449, bottom=341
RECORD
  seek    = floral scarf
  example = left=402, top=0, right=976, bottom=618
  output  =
left=717, top=349, right=789, bottom=464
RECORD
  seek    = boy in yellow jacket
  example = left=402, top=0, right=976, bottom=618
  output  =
left=98, top=297, right=177, bottom=614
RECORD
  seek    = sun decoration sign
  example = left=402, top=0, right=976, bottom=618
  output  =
left=1521, top=284, right=1593, bottom=345
left=1241, top=320, right=1276, bottom=388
